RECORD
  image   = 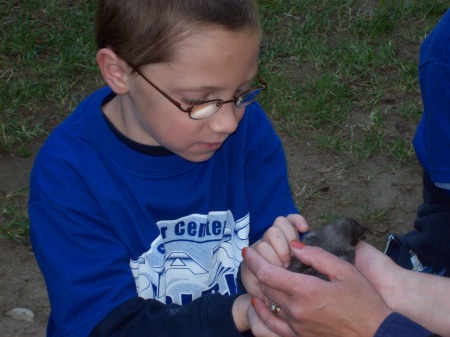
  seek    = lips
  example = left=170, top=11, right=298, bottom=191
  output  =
left=201, top=142, right=223, bottom=151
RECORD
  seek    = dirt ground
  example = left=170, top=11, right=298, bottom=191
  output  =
left=0, top=144, right=49, bottom=337
left=0, top=130, right=423, bottom=336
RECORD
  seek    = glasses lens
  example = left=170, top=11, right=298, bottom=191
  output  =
left=235, top=87, right=263, bottom=108
left=189, top=100, right=223, bottom=120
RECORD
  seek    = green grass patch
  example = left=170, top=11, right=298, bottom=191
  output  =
left=0, top=186, right=30, bottom=244
left=258, top=0, right=447, bottom=165
left=1, top=0, right=100, bottom=155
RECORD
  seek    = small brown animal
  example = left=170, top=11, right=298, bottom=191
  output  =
left=288, top=218, right=365, bottom=280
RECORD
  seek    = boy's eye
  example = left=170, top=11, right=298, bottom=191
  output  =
left=182, top=82, right=254, bottom=105
left=234, top=89, right=245, bottom=96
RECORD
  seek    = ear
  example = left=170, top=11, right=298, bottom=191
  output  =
left=96, top=48, right=130, bottom=94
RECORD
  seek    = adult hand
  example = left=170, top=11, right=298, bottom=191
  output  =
left=244, top=241, right=393, bottom=337
left=240, top=214, right=309, bottom=298
left=233, top=294, right=282, bottom=336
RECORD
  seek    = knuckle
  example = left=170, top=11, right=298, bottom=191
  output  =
left=263, top=316, right=277, bottom=331
left=267, top=225, right=281, bottom=236
left=254, top=264, right=272, bottom=282
left=254, top=240, right=270, bottom=253
left=287, top=303, right=303, bottom=320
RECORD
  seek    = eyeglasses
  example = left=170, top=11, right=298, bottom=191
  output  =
left=129, top=65, right=267, bottom=120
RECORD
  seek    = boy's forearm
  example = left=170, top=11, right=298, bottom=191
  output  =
left=89, top=294, right=244, bottom=337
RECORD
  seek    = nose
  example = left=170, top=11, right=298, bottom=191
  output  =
left=208, top=102, right=241, bottom=134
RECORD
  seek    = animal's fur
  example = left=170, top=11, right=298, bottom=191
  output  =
left=288, top=218, right=365, bottom=280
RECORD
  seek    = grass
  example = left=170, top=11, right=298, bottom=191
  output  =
left=0, top=186, right=30, bottom=244
left=0, top=0, right=448, bottom=241
left=1, top=0, right=100, bottom=155
left=258, top=0, right=448, bottom=164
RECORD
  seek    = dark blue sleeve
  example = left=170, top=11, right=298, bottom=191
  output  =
left=89, top=294, right=247, bottom=337
left=374, top=313, right=434, bottom=337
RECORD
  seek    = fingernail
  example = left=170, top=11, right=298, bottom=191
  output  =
left=251, top=297, right=256, bottom=308
left=291, top=240, right=306, bottom=250
left=241, top=247, right=248, bottom=258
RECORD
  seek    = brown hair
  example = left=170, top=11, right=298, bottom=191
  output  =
left=95, top=0, right=261, bottom=69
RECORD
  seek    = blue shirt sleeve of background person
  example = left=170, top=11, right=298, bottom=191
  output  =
left=29, top=86, right=299, bottom=337
left=413, top=9, right=450, bottom=185
left=374, top=313, right=433, bottom=337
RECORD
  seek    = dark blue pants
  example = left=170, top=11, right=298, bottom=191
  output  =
left=386, top=171, right=450, bottom=276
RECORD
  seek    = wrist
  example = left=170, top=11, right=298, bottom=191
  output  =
left=377, top=266, right=409, bottom=313
left=232, top=294, right=251, bottom=332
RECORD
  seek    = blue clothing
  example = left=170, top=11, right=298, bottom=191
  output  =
left=414, top=9, right=450, bottom=186
left=29, top=87, right=298, bottom=336
left=385, top=172, right=450, bottom=276
left=375, top=313, right=432, bottom=337
left=386, top=9, right=450, bottom=277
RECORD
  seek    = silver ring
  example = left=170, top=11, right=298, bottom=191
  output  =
left=270, top=303, right=281, bottom=317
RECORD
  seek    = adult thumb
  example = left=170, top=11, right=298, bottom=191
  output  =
left=290, top=240, right=349, bottom=280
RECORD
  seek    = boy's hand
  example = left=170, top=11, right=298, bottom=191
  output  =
left=240, top=214, right=309, bottom=298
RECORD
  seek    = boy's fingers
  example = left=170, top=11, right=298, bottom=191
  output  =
left=261, top=224, right=293, bottom=267
left=273, top=216, right=299, bottom=241
left=287, top=214, right=309, bottom=233
left=254, top=241, right=284, bottom=266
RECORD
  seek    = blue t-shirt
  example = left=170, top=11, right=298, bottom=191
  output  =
left=29, top=87, right=298, bottom=336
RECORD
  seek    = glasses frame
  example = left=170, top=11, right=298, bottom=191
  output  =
left=128, top=64, right=267, bottom=119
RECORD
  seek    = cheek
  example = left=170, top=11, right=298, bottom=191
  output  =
left=236, top=107, right=246, bottom=122
left=149, top=114, right=203, bottom=148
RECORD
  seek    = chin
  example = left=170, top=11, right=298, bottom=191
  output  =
left=181, top=151, right=216, bottom=163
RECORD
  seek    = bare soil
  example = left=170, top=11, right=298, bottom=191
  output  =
left=0, top=146, right=49, bottom=337
left=0, top=130, right=423, bottom=336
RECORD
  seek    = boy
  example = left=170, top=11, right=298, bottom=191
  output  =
left=29, top=1, right=307, bottom=336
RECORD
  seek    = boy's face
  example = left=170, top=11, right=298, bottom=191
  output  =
left=111, top=27, right=261, bottom=162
